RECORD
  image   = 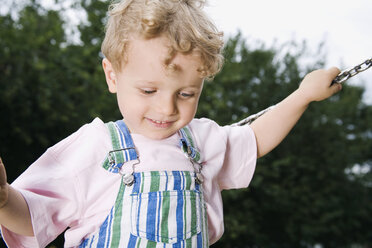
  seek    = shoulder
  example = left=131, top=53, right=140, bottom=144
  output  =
left=30, top=118, right=112, bottom=176
left=49, top=118, right=109, bottom=155
left=188, top=117, right=255, bottom=146
left=188, top=118, right=227, bottom=144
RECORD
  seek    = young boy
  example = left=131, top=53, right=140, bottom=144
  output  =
left=0, top=0, right=342, bottom=247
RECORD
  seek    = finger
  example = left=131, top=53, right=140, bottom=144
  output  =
left=328, top=66, right=341, bottom=77
left=0, top=157, right=7, bottom=186
left=328, top=67, right=342, bottom=86
left=331, top=81, right=343, bottom=94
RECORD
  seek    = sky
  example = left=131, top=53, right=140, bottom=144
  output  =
left=205, top=0, right=372, bottom=103
left=5, top=0, right=371, bottom=103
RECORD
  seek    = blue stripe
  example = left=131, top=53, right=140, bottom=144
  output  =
left=136, top=194, right=142, bottom=236
left=88, top=235, right=95, bottom=248
left=117, top=124, right=129, bottom=162
left=146, top=192, right=157, bottom=241
left=173, top=171, right=181, bottom=190
left=173, top=241, right=181, bottom=248
left=97, top=213, right=110, bottom=247
left=165, top=172, right=169, bottom=191
left=181, top=173, right=186, bottom=248
left=116, top=120, right=137, bottom=160
left=181, top=172, right=185, bottom=190
left=133, top=173, right=141, bottom=193
left=105, top=208, right=114, bottom=248
left=127, top=234, right=137, bottom=248
left=197, top=232, right=202, bottom=248
left=79, top=238, right=88, bottom=248
left=156, top=191, right=161, bottom=242
left=176, top=190, right=184, bottom=241
left=114, top=122, right=129, bottom=163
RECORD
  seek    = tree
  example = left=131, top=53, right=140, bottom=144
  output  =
left=0, top=2, right=114, bottom=246
left=1, top=1, right=371, bottom=247
left=0, top=0, right=116, bottom=183
left=207, top=34, right=372, bottom=248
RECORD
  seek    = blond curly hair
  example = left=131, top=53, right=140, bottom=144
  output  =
left=101, top=0, right=224, bottom=79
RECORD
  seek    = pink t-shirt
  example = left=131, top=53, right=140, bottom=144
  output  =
left=1, top=117, right=257, bottom=247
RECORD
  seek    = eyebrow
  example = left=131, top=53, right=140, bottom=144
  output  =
left=133, top=80, right=158, bottom=85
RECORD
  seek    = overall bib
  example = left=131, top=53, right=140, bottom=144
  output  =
left=78, top=120, right=209, bottom=248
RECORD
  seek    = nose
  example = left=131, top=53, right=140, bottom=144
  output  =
left=156, top=94, right=177, bottom=116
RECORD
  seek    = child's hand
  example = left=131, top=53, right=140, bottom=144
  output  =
left=0, top=157, right=9, bottom=209
left=298, top=67, right=342, bottom=103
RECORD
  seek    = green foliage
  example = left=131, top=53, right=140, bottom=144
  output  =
left=0, top=1, right=118, bottom=182
left=205, top=35, right=372, bottom=248
left=1, top=2, right=371, bottom=248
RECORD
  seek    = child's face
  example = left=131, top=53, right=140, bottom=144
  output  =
left=103, top=36, right=204, bottom=140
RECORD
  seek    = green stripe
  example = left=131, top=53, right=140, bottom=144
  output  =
left=194, top=152, right=200, bottom=162
left=150, top=171, right=160, bottom=192
left=107, top=122, right=121, bottom=150
left=102, top=122, right=125, bottom=171
left=186, top=237, right=192, bottom=248
left=184, top=172, right=192, bottom=240
left=140, top=172, right=145, bottom=193
left=102, top=158, right=111, bottom=170
left=146, top=240, right=157, bottom=248
left=160, top=191, right=170, bottom=242
left=182, top=127, right=195, bottom=147
left=110, top=182, right=126, bottom=247
left=112, top=126, right=125, bottom=164
left=183, top=191, right=187, bottom=240
left=185, top=171, right=192, bottom=190
left=182, top=127, right=201, bottom=162
left=191, top=192, right=197, bottom=234
left=202, top=194, right=209, bottom=247
left=136, top=238, right=141, bottom=248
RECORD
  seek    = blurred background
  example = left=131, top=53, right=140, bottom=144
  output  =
left=0, top=0, right=371, bottom=247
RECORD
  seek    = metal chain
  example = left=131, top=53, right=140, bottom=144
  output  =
left=332, top=57, right=372, bottom=84
left=233, top=57, right=372, bottom=126
left=231, top=106, right=276, bottom=126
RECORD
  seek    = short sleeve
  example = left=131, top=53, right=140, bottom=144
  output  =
left=187, top=118, right=257, bottom=244
left=0, top=118, right=108, bottom=248
left=1, top=143, right=82, bottom=247
left=187, top=118, right=257, bottom=190
left=218, top=124, right=257, bottom=190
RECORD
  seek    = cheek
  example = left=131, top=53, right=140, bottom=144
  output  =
left=180, top=101, right=199, bottom=120
left=116, top=92, right=134, bottom=116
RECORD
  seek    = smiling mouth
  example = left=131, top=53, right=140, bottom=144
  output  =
left=146, top=118, right=174, bottom=128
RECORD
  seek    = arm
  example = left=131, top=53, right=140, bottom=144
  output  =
left=0, top=158, right=34, bottom=236
left=250, top=67, right=342, bottom=158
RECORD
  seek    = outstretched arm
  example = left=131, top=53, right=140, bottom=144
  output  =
left=250, top=67, right=342, bottom=158
left=0, top=157, right=34, bottom=236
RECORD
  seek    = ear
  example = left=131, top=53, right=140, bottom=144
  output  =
left=102, top=58, right=117, bottom=93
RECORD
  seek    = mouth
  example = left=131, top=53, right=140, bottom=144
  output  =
left=146, top=118, right=174, bottom=128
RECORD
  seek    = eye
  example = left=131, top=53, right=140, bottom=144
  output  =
left=141, top=89, right=156, bottom=95
left=178, top=91, right=195, bottom=98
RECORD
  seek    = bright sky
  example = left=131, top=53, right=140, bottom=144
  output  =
left=205, top=0, right=372, bottom=103
left=7, top=0, right=371, bottom=103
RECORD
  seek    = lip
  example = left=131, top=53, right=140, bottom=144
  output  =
left=146, top=118, right=174, bottom=128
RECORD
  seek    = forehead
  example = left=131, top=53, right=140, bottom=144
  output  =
left=124, top=36, right=203, bottom=77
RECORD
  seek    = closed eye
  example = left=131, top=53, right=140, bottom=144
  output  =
left=178, top=92, right=195, bottom=98
left=141, top=89, right=156, bottom=95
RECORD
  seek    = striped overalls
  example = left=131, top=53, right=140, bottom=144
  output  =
left=78, top=120, right=209, bottom=248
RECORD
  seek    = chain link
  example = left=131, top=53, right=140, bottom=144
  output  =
left=332, top=57, right=372, bottom=84
left=233, top=57, right=372, bottom=126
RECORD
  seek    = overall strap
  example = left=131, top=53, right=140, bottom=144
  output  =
left=179, top=125, right=202, bottom=164
left=102, top=120, right=138, bottom=173
left=103, top=121, right=203, bottom=174
left=179, top=125, right=204, bottom=184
